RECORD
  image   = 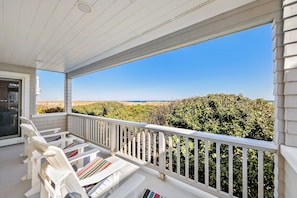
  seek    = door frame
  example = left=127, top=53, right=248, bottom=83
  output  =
left=0, top=71, right=30, bottom=147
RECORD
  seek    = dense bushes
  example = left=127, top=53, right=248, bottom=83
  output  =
left=165, top=94, right=274, bottom=141
left=163, top=94, right=274, bottom=197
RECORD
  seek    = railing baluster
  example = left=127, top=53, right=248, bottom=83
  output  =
left=95, top=120, right=98, bottom=143
left=104, top=121, right=107, bottom=145
left=229, top=145, right=233, bottom=197
left=258, top=150, right=264, bottom=198
left=100, top=121, right=103, bottom=144
left=104, top=122, right=109, bottom=146
left=93, top=120, right=96, bottom=143
left=93, top=120, right=96, bottom=142
left=216, top=143, right=221, bottom=192
left=84, top=118, right=88, bottom=141
left=177, top=135, right=180, bottom=175
left=116, top=124, right=119, bottom=151
left=106, top=123, right=111, bottom=149
left=128, top=127, right=131, bottom=156
left=82, top=117, right=86, bottom=138
left=102, top=121, right=105, bottom=145
left=119, top=126, right=123, bottom=153
left=194, top=138, right=198, bottom=182
left=132, top=130, right=136, bottom=158
left=89, top=119, right=92, bottom=142
left=205, top=140, right=209, bottom=186
left=185, top=137, right=189, bottom=178
left=153, top=132, right=156, bottom=166
left=242, top=147, right=248, bottom=198
left=119, top=126, right=124, bottom=153
left=137, top=130, right=141, bottom=159
left=123, top=126, right=127, bottom=155
left=92, top=120, right=97, bottom=144
left=147, top=130, right=151, bottom=163
left=142, top=130, right=146, bottom=161
left=169, top=135, right=173, bottom=172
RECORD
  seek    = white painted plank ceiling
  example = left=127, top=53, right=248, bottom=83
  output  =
left=0, top=0, right=255, bottom=75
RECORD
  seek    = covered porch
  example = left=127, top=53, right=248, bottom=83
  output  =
left=0, top=0, right=297, bottom=197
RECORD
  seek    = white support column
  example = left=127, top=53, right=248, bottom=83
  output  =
left=273, top=7, right=286, bottom=198
left=64, top=74, right=72, bottom=114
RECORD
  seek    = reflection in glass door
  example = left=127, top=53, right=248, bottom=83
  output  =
left=0, top=78, right=21, bottom=139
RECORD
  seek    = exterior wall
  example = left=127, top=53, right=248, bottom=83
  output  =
left=0, top=63, right=36, bottom=117
left=282, top=0, right=297, bottom=198
left=283, top=0, right=297, bottom=146
left=31, top=113, right=67, bottom=131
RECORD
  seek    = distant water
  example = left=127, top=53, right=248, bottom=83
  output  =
left=125, top=100, right=171, bottom=103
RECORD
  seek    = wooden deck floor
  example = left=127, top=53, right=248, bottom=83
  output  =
left=0, top=143, right=215, bottom=198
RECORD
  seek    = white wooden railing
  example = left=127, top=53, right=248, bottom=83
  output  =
left=68, top=113, right=277, bottom=198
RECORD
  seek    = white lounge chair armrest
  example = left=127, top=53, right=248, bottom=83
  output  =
left=79, top=160, right=126, bottom=187
left=63, top=143, right=90, bottom=153
left=68, top=149, right=100, bottom=164
left=44, top=164, right=72, bottom=184
left=48, top=137, right=75, bottom=146
left=39, top=128, right=61, bottom=134
left=43, top=131, right=70, bottom=138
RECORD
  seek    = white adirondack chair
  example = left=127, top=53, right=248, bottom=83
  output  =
left=32, top=136, right=127, bottom=198
left=21, top=123, right=99, bottom=197
left=20, top=116, right=69, bottom=158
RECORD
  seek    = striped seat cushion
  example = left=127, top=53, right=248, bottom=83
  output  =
left=77, top=157, right=111, bottom=180
left=141, top=188, right=165, bottom=198
left=63, top=143, right=78, bottom=158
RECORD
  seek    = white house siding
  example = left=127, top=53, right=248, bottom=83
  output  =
left=31, top=113, right=67, bottom=132
left=282, top=0, right=297, bottom=197
left=284, top=0, right=297, bottom=146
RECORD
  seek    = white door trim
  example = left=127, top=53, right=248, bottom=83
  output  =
left=0, top=71, right=30, bottom=147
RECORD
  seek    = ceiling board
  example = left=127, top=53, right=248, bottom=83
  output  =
left=0, top=0, right=256, bottom=74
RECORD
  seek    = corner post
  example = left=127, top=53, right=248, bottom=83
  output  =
left=158, top=131, right=166, bottom=180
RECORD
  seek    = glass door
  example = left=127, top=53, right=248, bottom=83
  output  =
left=0, top=78, right=21, bottom=139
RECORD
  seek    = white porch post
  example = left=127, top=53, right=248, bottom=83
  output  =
left=64, top=74, right=72, bottom=114
left=272, top=4, right=285, bottom=198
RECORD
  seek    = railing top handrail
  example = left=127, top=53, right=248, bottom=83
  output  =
left=145, top=124, right=277, bottom=152
left=68, top=113, right=277, bottom=152
left=69, top=112, right=147, bottom=127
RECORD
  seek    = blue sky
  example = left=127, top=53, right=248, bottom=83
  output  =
left=37, top=24, right=273, bottom=101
